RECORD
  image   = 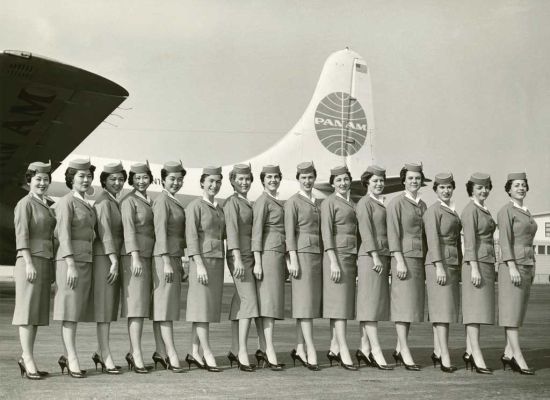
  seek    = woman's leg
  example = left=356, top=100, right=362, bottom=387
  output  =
left=153, top=321, right=166, bottom=357
left=434, top=323, right=451, bottom=367
left=263, top=317, right=278, bottom=364
left=505, top=327, right=529, bottom=369
left=395, top=322, right=415, bottom=364
left=230, top=320, right=239, bottom=355
left=432, top=324, right=441, bottom=358
left=295, top=319, right=306, bottom=359
left=195, top=322, right=216, bottom=366
left=366, top=321, right=388, bottom=365
left=160, top=321, right=181, bottom=368
left=466, top=323, right=488, bottom=368
left=62, top=321, right=81, bottom=372
left=128, top=317, right=145, bottom=368
left=238, top=318, right=252, bottom=365
left=97, top=322, right=116, bottom=369
left=334, top=319, right=352, bottom=365
left=19, top=325, right=38, bottom=373
left=300, top=318, right=317, bottom=365
left=359, top=321, right=371, bottom=355
left=329, top=319, right=339, bottom=354
left=254, top=317, right=266, bottom=351
left=190, top=323, right=203, bottom=361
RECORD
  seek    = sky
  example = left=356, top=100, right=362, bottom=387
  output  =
left=2, top=0, right=549, bottom=212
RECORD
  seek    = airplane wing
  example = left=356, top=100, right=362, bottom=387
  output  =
left=0, top=50, right=129, bottom=264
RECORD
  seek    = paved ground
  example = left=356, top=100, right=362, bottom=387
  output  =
left=0, top=283, right=549, bottom=400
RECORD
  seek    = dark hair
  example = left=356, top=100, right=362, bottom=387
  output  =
left=25, top=169, right=52, bottom=184
left=99, top=170, right=127, bottom=188
left=200, top=173, right=223, bottom=189
left=295, top=168, right=317, bottom=180
left=360, top=171, right=385, bottom=188
left=329, top=172, right=352, bottom=185
left=466, top=180, right=493, bottom=197
left=432, top=180, right=456, bottom=192
left=504, top=179, right=529, bottom=197
left=65, top=166, right=96, bottom=189
left=399, top=167, right=425, bottom=185
left=260, top=172, right=282, bottom=187
left=128, top=170, right=154, bottom=186
left=229, top=170, right=254, bottom=191
left=161, top=168, right=187, bottom=183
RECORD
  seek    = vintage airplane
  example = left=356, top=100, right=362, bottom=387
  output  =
left=1, top=48, right=412, bottom=265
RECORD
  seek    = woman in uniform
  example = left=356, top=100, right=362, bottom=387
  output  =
left=497, top=172, right=537, bottom=375
left=460, top=173, right=495, bottom=374
left=252, top=165, right=286, bottom=370
left=185, top=167, right=225, bottom=372
left=224, top=164, right=258, bottom=372
left=92, top=161, right=126, bottom=374
left=120, top=162, right=155, bottom=374
left=355, top=165, right=392, bottom=370
left=387, top=163, right=427, bottom=371
left=53, top=159, right=97, bottom=378
left=151, top=161, right=187, bottom=373
left=423, top=173, right=462, bottom=373
left=321, top=165, right=358, bottom=371
left=285, top=162, right=322, bottom=371
left=13, top=161, right=56, bottom=380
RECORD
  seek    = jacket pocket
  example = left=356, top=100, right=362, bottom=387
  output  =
left=297, top=235, right=311, bottom=250
left=264, top=235, right=284, bottom=250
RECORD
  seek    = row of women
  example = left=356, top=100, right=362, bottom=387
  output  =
left=13, top=158, right=538, bottom=380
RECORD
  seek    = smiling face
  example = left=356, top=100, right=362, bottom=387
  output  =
left=472, top=184, right=491, bottom=203
left=73, top=169, right=93, bottom=195
left=133, top=172, right=151, bottom=194
left=404, top=171, right=422, bottom=194
left=30, top=172, right=50, bottom=196
left=105, top=172, right=125, bottom=196
left=332, top=173, right=351, bottom=196
left=263, top=173, right=281, bottom=193
left=232, top=173, right=252, bottom=196
left=298, top=172, right=316, bottom=193
left=163, top=172, right=184, bottom=195
left=508, top=179, right=527, bottom=201
left=436, top=183, right=454, bottom=203
left=368, top=174, right=385, bottom=196
left=203, top=174, right=222, bottom=197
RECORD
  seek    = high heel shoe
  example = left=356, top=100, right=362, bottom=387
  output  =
left=469, top=356, right=493, bottom=375
left=18, top=358, right=41, bottom=380
left=66, top=365, right=86, bottom=378
left=290, top=349, right=307, bottom=367
left=510, top=357, right=535, bottom=375
left=462, top=352, right=471, bottom=370
left=430, top=352, right=441, bottom=368
left=202, top=357, right=222, bottom=372
left=306, top=363, right=321, bottom=371
left=185, top=354, right=205, bottom=370
left=263, top=357, right=284, bottom=371
left=368, top=353, right=394, bottom=371
left=440, top=363, right=458, bottom=373
left=165, top=356, right=185, bottom=373
left=237, top=359, right=255, bottom=372
left=58, top=356, right=86, bottom=379
left=91, top=352, right=121, bottom=374
left=125, top=353, right=148, bottom=374
left=327, top=350, right=340, bottom=367
left=392, top=350, right=401, bottom=366
left=152, top=352, right=168, bottom=370
left=394, top=352, right=421, bottom=371
left=355, top=349, right=372, bottom=367
left=255, top=349, right=266, bottom=367
left=227, top=352, right=238, bottom=368
left=338, top=354, right=358, bottom=371
left=501, top=354, right=513, bottom=371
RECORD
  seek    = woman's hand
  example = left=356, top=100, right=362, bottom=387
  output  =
left=66, top=264, right=79, bottom=289
left=131, top=258, right=143, bottom=277
left=196, top=264, right=208, bottom=285
left=288, top=262, right=300, bottom=279
left=164, top=261, right=175, bottom=283
left=25, top=261, right=37, bottom=283
left=470, top=263, right=481, bottom=287
left=372, top=253, right=383, bottom=274
left=396, top=260, right=408, bottom=280
left=107, top=259, right=119, bottom=285
left=508, top=265, right=522, bottom=286
left=253, top=263, right=263, bottom=280
left=435, top=263, right=446, bottom=286
left=330, top=261, right=341, bottom=283
left=233, top=258, right=245, bottom=280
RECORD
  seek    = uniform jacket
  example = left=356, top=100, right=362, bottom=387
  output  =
left=93, top=190, right=123, bottom=256
left=320, top=193, right=358, bottom=255
left=251, top=192, right=286, bottom=253
left=356, top=195, right=389, bottom=257
left=387, top=193, right=427, bottom=259
left=423, top=202, right=462, bottom=266
left=120, top=190, right=155, bottom=257
left=284, top=193, right=322, bottom=254
left=55, top=192, right=96, bottom=262
left=152, top=191, right=186, bottom=257
left=223, top=193, right=253, bottom=256
left=14, top=193, right=56, bottom=259
left=497, top=202, right=538, bottom=266
left=460, top=200, right=496, bottom=263
left=186, top=198, right=225, bottom=259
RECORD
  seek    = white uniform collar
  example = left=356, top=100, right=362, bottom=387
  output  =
left=105, top=190, right=117, bottom=201
left=511, top=200, right=529, bottom=212
left=369, top=193, right=385, bottom=205
left=472, top=198, right=488, bottom=211
left=236, top=192, right=251, bottom=204
left=203, top=195, right=218, bottom=208
left=72, top=191, right=86, bottom=202
left=163, top=189, right=183, bottom=206
left=265, top=190, right=280, bottom=200
left=299, top=190, right=315, bottom=202
left=135, top=190, right=151, bottom=204
left=336, top=191, right=351, bottom=202
left=439, top=199, right=456, bottom=212
left=404, top=190, right=421, bottom=204
left=31, top=192, right=48, bottom=205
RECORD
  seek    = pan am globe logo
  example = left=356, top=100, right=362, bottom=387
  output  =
left=314, top=92, right=368, bottom=156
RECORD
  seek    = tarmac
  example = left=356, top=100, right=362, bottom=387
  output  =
left=0, top=282, right=549, bottom=400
